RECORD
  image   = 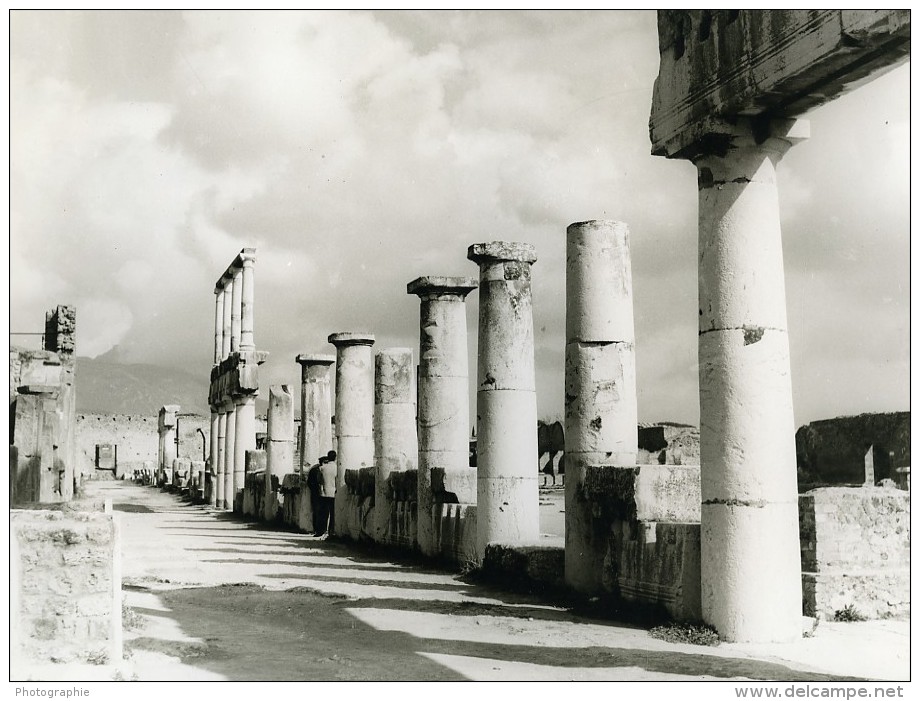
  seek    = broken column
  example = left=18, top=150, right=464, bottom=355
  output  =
left=265, top=385, right=294, bottom=521
left=295, top=354, right=336, bottom=472
left=158, top=405, right=179, bottom=486
left=564, top=220, right=638, bottom=592
left=467, top=242, right=539, bottom=556
left=692, top=118, right=807, bottom=642
left=408, top=276, right=478, bottom=556
left=328, top=333, right=375, bottom=486
left=373, top=348, right=418, bottom=542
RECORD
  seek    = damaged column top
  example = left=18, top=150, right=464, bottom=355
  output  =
left=649, top=10, right=910, bottom=160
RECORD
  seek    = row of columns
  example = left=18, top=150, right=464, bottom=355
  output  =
left=209, top=248, right=262, bottom=511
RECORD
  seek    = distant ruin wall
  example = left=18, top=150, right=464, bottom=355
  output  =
left=76, top=413, right=210, bottom=479
left=796, top=412, right=910, bottom=488
left=10, top=510, right=121, bottom=670
left=799, top=487, right=910, bottom=620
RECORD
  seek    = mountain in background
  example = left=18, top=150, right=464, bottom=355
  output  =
left=75, top=355, right=212, bottom=416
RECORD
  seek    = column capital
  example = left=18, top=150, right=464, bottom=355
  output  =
left=467, top=241, right=537, bottom=265
left=328, top=332, right=375, bottom=348
left=215, top=273, right=233, bottom=295
left=687, top=117, right=810, bottom=165
left=295, top=353, right=336, bottom=367
left=407, top=276, right=478, bottom=299
left=239, top=248, right=256, bottom=267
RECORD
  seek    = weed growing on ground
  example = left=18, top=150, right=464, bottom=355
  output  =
left=833, top=604, right=867, bottom=622
left=649, top=622, right=720, bottom=646
left=123, top=601, right=144, bottom=631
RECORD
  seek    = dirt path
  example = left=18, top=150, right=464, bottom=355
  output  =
left=93, top=480, right=908, bottom=682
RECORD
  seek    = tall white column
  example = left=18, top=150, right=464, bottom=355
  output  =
left=214, top=289, right=225, bottom=364
left=467, top=242, right=539, bottom=557
left=407, top=276, right=478, bottom=556
left=296, top=354, right=336, bottom=471
left=693, top=117, right=807, bottom=643
left=223, top=401, right=236, bottom=510
left=230, top=268, right=242, bottom=354
left=373, top=348, right=418, bottom=542
left=233, top=395, right=256, bottom=510
left=563, top=220, right=638, bottom=592
left=221, top=278, right=233, bottom=360
left=209, top=411, right=219, bottom=507
left=328, top=333, right=375, bottom=487
left=240, top=251, right=255, bottom=351
left=215, top=411, right=226, bottom=508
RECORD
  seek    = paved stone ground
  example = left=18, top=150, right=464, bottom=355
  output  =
left=67, top=480, right=910, bottom=681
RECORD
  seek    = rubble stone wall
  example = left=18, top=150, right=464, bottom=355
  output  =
left=10, top=510, right=121, bottom=668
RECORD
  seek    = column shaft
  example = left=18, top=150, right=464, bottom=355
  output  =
left=230, top=269, right=242, bottom=353
left=214, top=290, right=224, bottom=364
left=694, top=118, right=806, bottom=643
left=266, top=385, right=294, bottom=520
left=409, top=276, right=477, bottom=556
left=563, top=220, right=638, bottom=593
left=240, top=254, right=255, bottom=351
left=223, top=404, right=236, bottom=509
left=468, top=242, right=539, bottom=557
left=296, top=355, right=335, bottom=471
left=221, top=280, right=233, bottom=359
left=215, top=412, right=226, bottom=508
left=373, top=348, right=418, bottom=542
left=328, top=333, right=376, bottom=486
left=209, top=411, right=219, bottom=507
left=234, top=395, right=256, bottom=511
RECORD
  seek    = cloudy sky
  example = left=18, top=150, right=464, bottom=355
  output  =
left=9, top=10, right=910, bottom=427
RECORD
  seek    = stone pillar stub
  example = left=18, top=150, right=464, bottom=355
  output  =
left=563, top=220, right=638, bottom=594
left=328, top=332, right=375, bottom=487
left=468, top=241, right=539, bottom=557
left=692, top=117, right=807, bottom=643
left=408, top=275, right=477, bottom=556
left=295, top=354, right=336, bottom=472
left=240, top=250, right=256, bottom=351
left=266, top=385, right=294, bottom=520
left=373, top=348, right=418, bottom=542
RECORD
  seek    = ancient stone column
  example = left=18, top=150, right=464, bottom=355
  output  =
left=373, top=348, right=418, bottom=542
left=328, top=332, right=376, bottom=486
left=214, top=288, right=225, bottom=364
left=233, top=394, right=257, bottom=510
left=209, top=412, right=219, bottom=506
left=693, top=118, right=808, bottom=643
left=159, top=405, right=179, bottom=484
left=222, top=401, right=236, bottom=510
left=266, top=385, right=294, bottom=520
left=295, top=354, right=335, bottom=472
left=230, top=268, right=243, bottom=353
left=467, top=242, right=539, bottom=556
left=564, top=220, right=638, bottom=592
left=240, top=250, right=255, bottom=351
left=408, top=276, right=478, bottom=556
left=221, top=277, right=233, bottom=359
left=215, top=411, right=226, bottom=508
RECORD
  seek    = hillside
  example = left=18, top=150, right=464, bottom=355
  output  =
left=75, top=357, right=212, bottom=416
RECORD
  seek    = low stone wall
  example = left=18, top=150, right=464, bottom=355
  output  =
left=799, top=486, right=910, bottom=620
left=10, top=509, right=122, bottom=671
left=569, top=464, right=702, bottom=621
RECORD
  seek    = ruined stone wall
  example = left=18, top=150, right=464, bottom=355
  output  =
left=799, top=487, right=909, bottom=620
left=571, top=464, right=703, bottom=621
left=10, top=510, right=121, bottom=670
left=76, top=413, right=210, bottom=479
left=795, top=412, right=910, bottom=489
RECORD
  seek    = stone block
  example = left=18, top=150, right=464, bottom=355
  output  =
left=389, top=469, right=418, bottom=502
left=430, top=466, right=477, bottom=504
left=433, top=503, right=477, bottom=563
left=582, top=464, right=701, bottom=522
left=650, top=10, right=911, bottom=158
left=483, top=543, right=566, bottom=592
